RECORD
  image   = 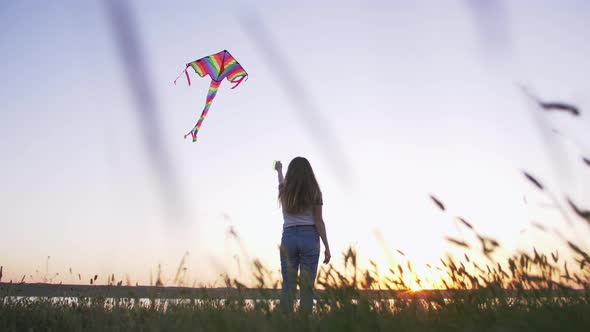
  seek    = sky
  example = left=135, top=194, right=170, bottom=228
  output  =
left=1, top=0, right=590, bottom=286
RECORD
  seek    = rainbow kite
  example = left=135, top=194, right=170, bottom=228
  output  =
left=174, top=50, right=248, bottom=141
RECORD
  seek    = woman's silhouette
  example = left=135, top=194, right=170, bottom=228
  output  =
left=275, top=157, right=331, bottom=313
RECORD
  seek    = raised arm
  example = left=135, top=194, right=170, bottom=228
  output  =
left=275, top=161, right=284, bottom=185
left=313, top=205, right=331, bottom=264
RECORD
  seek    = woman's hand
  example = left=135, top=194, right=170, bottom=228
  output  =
left=323, top=247, right=331, bottom=264
left=274, top=160, right=282, bottom=172
left=275, top=160, right=284, bottom=185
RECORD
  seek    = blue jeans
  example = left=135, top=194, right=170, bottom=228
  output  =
left=280, top=225, right=320, bottom=313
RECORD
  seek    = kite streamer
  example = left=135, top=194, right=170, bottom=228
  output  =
left=175, top=50, right=248, bottom=141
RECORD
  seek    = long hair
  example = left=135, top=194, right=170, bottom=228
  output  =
left=279, top=157, right=322, bottom=214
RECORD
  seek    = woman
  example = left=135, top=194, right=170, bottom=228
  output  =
left=275, top=157, right=331, bottom=313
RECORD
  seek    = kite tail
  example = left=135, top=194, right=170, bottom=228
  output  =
left=184, top=80, right=221, bottom=142
left=230, top=75, right=247, bottom=89
left=174, top=65, right=191, bottom=86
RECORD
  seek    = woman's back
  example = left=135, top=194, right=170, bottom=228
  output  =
left=282, top=207, right=315, bottom=228
left=275, top=157, right=331, bottom=314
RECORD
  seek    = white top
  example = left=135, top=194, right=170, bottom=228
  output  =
left=282, top=208, right=315, bottom=228
left=280, top=184, right=323, bottom=228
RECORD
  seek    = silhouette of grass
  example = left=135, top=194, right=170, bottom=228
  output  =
left=1, top=88, right=589, bottom=330
left=2, top=175, right=590, bottom=330
left=2, top=220, right=590, bottom=331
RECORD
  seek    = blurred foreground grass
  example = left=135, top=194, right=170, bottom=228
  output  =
left=2, top=232, right=590, bottom=332
left=2, top=97, right=589, bottom=330
left=2, top=174, right=590, bottom=331
left=3, top=177, right=590, bottom=331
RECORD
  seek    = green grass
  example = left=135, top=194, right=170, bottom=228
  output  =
left=2, top=161, right=590, bottom=331
left=2, top=237, right=590, bottom=331
left=1, top=294, right=589, bottom=332
left=3, top=205, right=590, bottom=331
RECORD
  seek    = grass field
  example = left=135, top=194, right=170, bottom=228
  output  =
left=2, top=234, right=590, bottom=331
left=2, top=162, right=590, bottom=331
